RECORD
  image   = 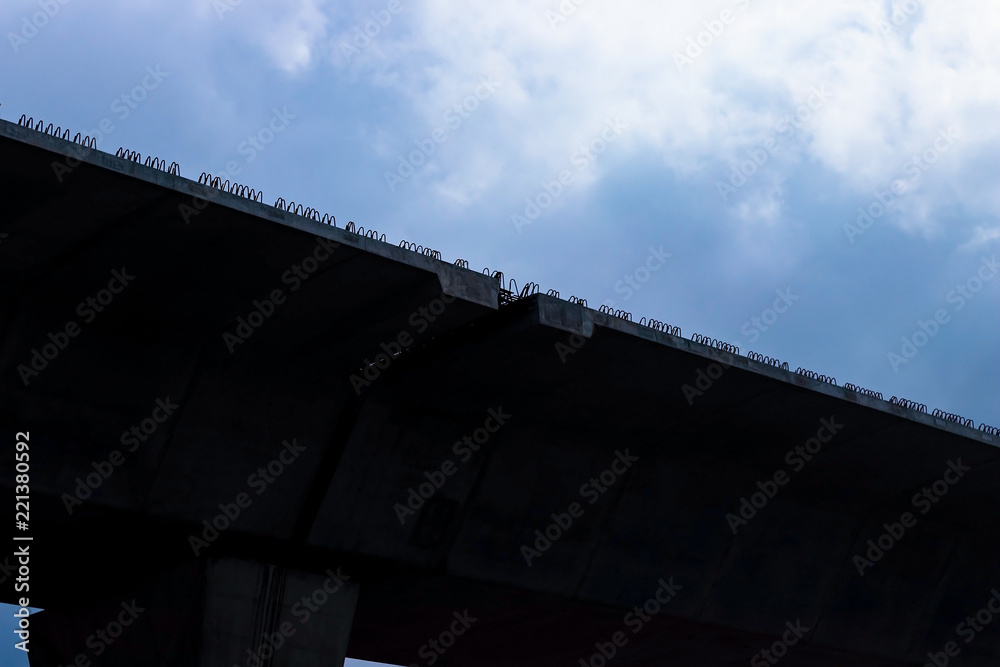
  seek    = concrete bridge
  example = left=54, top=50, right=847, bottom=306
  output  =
left=2, top=117, right=1000, bottom=666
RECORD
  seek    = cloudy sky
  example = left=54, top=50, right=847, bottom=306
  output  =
left=1, top=0, right=998, bottom=656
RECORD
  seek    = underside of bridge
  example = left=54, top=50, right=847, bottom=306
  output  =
left=3, top=118, right=1000, bottom=666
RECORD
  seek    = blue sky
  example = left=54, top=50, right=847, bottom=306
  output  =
left=1, top=0, right=998, bottom=661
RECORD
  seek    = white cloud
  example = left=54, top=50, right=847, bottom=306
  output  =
left=260, top=0, right=328, bottom=72
left=961, top=225, right=1000, bottom=251
left=321, top=0, right=1000, bottom=233
left=191, top=0, right=328, bottom=73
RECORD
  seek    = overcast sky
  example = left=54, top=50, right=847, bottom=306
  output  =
left=1, top=0, right=998, bottom=658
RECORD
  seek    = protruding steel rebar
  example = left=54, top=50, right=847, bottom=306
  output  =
left=748, top=351, right=789, bottom=370
left=932, top=409, right=973, bottom=428
left=692, top=334, right=739, bottom=355
left=889, top=396, right=927, bottom=413
left=795, top=367, right=836, bottom=385
left=399, top=240, right=442, bottom=260
left=199, top=172, right=263, bottom=202
left=18, top=114, right=96, bottom=148
left=844, top=383, right=883, bottom=400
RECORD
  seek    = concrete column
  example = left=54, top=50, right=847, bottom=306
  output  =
left=201, top=557, right=358, bottom=667
left=28, top=557, right=358, bottom=667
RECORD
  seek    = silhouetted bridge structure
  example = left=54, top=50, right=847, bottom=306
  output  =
left=3, top=117, right=1000, bottom=666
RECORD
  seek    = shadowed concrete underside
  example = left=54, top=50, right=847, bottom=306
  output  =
left=2, top=118, right=1000, bottom=666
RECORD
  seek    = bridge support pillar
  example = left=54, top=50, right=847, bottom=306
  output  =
left=29, top=556, right=359, bottom=666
